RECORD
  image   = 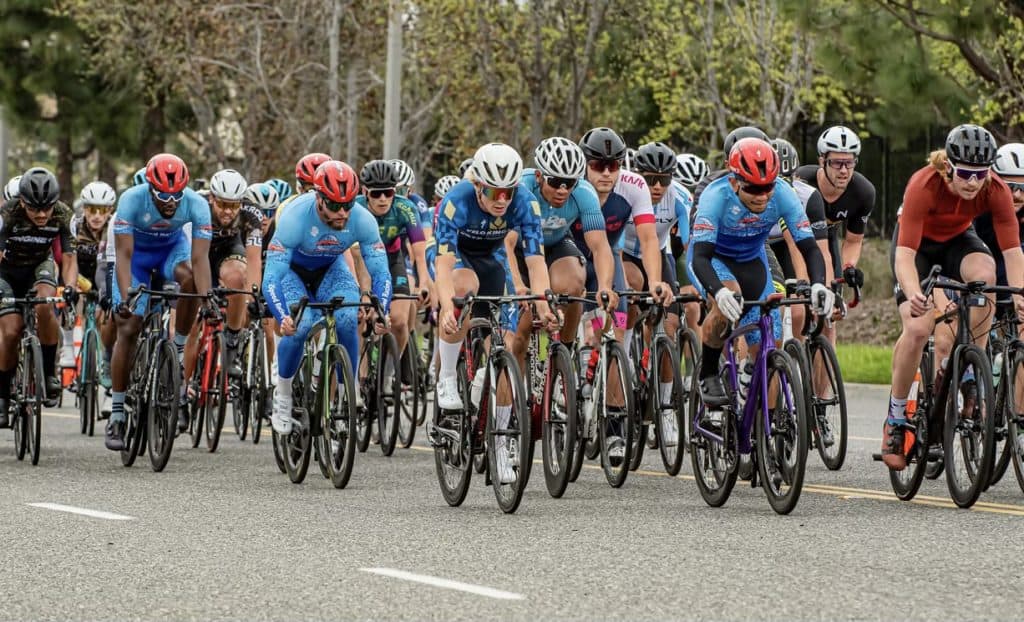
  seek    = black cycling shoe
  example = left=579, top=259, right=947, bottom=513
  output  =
left=0, top=398, right=9, bottom=428
left=177, top=408, right=189, bottom=434
left=699, top=375, right=730, bottom=407
left=105, top=420, right=125, bottom=451
left=44, top=376, right=61, bottom=407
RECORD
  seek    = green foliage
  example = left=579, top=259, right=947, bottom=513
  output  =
left=835, top=343, right=892, bottom=385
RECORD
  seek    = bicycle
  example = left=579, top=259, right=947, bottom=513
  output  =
left=689, top=292, right=811, bottom=515
left=232, top=289, right=273, bottom=444
left=398, top=302, right=433, bottom=449
left=2, top=290, right=64, bottom=465
left=75, top=290, right=107, bottom=437
left=354, top=295, right=400, bottom=456
left=984, top=304, right=1018, bottom=490
left=429, top=293, right=533, bottom=513
left=878, top=266, right=998, bottom=508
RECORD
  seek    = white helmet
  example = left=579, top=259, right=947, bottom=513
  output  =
left=470, top=143, right=523, bottom=189
left=209, top=168, right=248, bottom=201
left=534, top=137, right=586, bottom=178
left=994, top=143, right=1024, bottom=177
left=3, top=175, right=22, bottom=201
left=674, top=153, right=709, bottom=186
left=80, top=181, right=116, bottom=206
left=389, top=159, right=416, bottom=188
left=817, top=125, right=861, bottom=156
left=243, top=182, right=280, bottom=212
left=434, top=175, right=461, bottom=198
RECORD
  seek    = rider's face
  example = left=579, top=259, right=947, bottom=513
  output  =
left=585, top=159, right=621, bottom=194
left=730, top=177, right=774, bottom=213
left=316, top=195, right=350, bottom=230
left=212, top=197, right=241, bottom=226
left=819, top=153, right=856, bottom=190
left=536, top=171, right=572, bottom=208
left=1004, top=175, right=1024, bottom=211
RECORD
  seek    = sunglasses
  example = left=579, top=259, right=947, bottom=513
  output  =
left=739, top=182, right=775, bottom=196
left=23, top=202, right=55, bottom=213
left=318, top=192, right=354, bottom=213
left=587, top=159, right=621, bottom=174
left=544, top=175, right=578, bottom=191
left=642, top=172, right=673, bottom=187
left=949, top=164, right=990, bottom=182
left=478, top=185, right=515, bottom=202
left=262, top=208, right=277, bottom=219
left=215, top=199, right=242, bottom=210
left=825, top=158, right=858, bottom=171
left=1007, top=181, right=1024, bottom=193
left=152, top=189, right=184, bottom=203
left=368, top=188, right=396, bottom=199
left=84, top=205, right=112, bottom=214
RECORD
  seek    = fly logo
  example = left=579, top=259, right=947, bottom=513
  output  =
left=310, top=226, right=319, bottom=237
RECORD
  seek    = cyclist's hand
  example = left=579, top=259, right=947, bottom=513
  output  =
left=280, top=316, right=297, bottom=336
left=513, top=279, right=529, bottom=297
left=843, top=264, right=865, bottom=288
left=598, top=288, right=619, bottom=312
left=537, top=302, right=561, bottom=334
left=650, top=282, right=672, bottom=307
left=714, top=288, right=743, bottom=322
left=373, top=313, right=390, bottom=335
left=63, top=286, right=79, bottom=306
left=440, top=303, right=459, bottom=337
left=115, top=302, right=133, bottom=319
left=419, top=284, right=436, bottom=310
left=810, top=283, right=835, bottom=317
left=908, top=292, right=932, bottom=318
left=99, top=296, right=112, bottom=312
left=1014, top=294, right=1024, bottom=322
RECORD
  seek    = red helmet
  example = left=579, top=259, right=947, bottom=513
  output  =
left=313, top=160, right=358, bottom=203
left=728, top=138, right=779, bottom=185
left=295, top=152, right=331, bottom=186
left=145, top=153, right=189, bottom=193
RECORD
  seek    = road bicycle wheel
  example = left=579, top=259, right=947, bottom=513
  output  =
left=598, top=341, right=635, bottom=488
left=1006, top=349, right=1024, bottom=494
left=397, top=339, right=420, bottom=449
left=14, top=339, right=45, bottom=465
left=782, top=338, right=811, bottom=433
left=755, top=350, right=809, bottom=515
left=319, top=345, right=358, bottom=489
left=987, top=350, right=1013, bottom=489
left=628, top=333, right=647, bottom=472
left=542, top=343, right=577, bottom=498
left=355, top=343, right=374, bottom=453
left=147, top=341, right=180, bottom=472
left=416, top=327, right=434, bottom=427
left=487, top=349, right=530, bottom=513
left=377, top=333, right=401, bottom=457
left=121, top=340, right=150, bottom=467
left=677, top=328, right=700, bottom=456
left=271, top=428, right=287, bottom=473
left=188, top=348, right=206, bottom=449
left=283, top=356, right=313, bottom=484
left=890, top=355, right=932, bottom=501
left=944, top=345, right=995, bottom=508
left=466, top=337, right=489, bottom=475
left=79, top=329, right=99, bottom=437
left=233, top=333, right=251, bottom=442
left=808, top=335, right=848, bottom=471
left=204, top=333, right=229, bottom=453
left=250, top=335, right=268, bottom=445
left=433, top=350, right=473, bottom=506
left=689, top=350, right=738, bottom=507
left=653, top=335, right=685, bottom=476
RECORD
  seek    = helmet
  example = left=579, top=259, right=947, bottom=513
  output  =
left=360, top=160, right=399, bottom=189
left=18, top=167, right=60, bottom=208
left=625, top=148, right=639, bottom=171
left=3, top=175, right=22, bottom=201
left=674, top=154, right=709, bottom=186
left=390, top=159, right=416, bottom=188
left=145, top=153, right=189, bottom=193
left=295, top=152, right=331, bottom=186
left=946, top=124, right=998, bottom=166
left=994, top=143, right=1024, bottom=177
left=534, top=137, right=586, bottom=178
left=244, top=182, right=280, bottom=212
left=313, top=160, right=358, bottom=203
left=816, top=125, right=861, bottom=156
left=434, top=175, right=461, bottom=198
left=80, top=181, right=116, bottom=206
left=770, top=138, right=800, bottom=177
left=132, top=167, right=147, bottom=186
left=266, top=178, right=293, bottom=201
left=723, top=126, right=770, bottom=156
left=458, top=158, right=474, bottom=177
left=470, top=143, right=523, bottom=188
left=728, top=138, right=780, bottom=185
left=209, top=168, right=248, bottom=201
left=579, top=127, right=627, bottom=161
left=192, top=178, right=208, bottom=191
left=634, top=142, right=678, bottom=174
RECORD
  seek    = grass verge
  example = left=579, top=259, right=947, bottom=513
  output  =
left=835, top=343, right=892, bottom=385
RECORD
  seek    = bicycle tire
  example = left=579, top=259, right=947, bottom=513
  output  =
left=204, top=332, right=229, bottom=453
left=782, top=338, right=811, bottom=435
left=808, top=335, right=848, bottom=471
left=79, top=330, right=99, bottom=436
left=250, top=334, right=267, bottom=445
left=271, top=428, right=287, bottom=473
left=1007, top=349, right=1024, bottom=494
left=628, top=333, right=647, bottom=472
left=121, top=339, right=150, bottom=467
left=467, top=338, right=489, bottom=475
left=355, top=342, right=373, bottom=454
left=188, top=346, right=206, bottom=450
left=676, top=327, right=700, bottom=457
left=377, top=333, right=401, bottom=456
left=755, top=349, right=808, bottom=515
left=653, top=335, right=685, bottom=476
left=689, top=349, right=738, bottom=507
left=433, top=352, right=473, bottom=506
left=416, top=327, right=433, bottom=427
left=18, top=338, right=44, bottom=465
left=944, top=344, right=995, bottom=508
left=283, top=355, right=313, bottom=484
left=321, top=345, right=358, bottom=488
left=542, top=343, right=577, bottom=498
left=987, top=345, right=1014, bottom=489
left=598, top=340, right=635, bottom=488
left=487, top=348, right=530, bottom=513
left=890, top=353, right=932, bottom=500
left=397, top=338, right=420, bottom=449
left=147, top=341, right=180, bottom=472
left=233, top=333, right=249, bottom=442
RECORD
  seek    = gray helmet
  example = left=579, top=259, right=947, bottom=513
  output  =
left=19, top=167, right=60, bottom=209
left=579, top=127, right=627, bottom=161
left=945, top=124, right=998, bottom=167
left=770, top=138, right=800, bottom=178
left=634, top=142, right=678, bottom=174
left=723, top=126, right=769, bottom=156
left=360, top=160, right=399, bottom=189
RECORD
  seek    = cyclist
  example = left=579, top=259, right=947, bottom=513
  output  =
left=245, top=181, right=281, bottom=253
left=689, top=138, right=833, bottom=409
left=3, top=175, right=21, bottom=202
left=457, top=157, right=474, bottom=178
left=263, top=160, right=394, bottom=435
left=883, top=125, right=1024, bottom=469
left=390, top=159, right=430, bottom=219
left=974, top=143, right=1024, bottom=304
left=674, top=154, right=709, bottom=190
left=671, top=153, right=708, bottom=332
left=106, top=153, right=213, bottom=450
left=0, top=168, right=77, bottom=425
left=693, top=126, right=770, bottom=207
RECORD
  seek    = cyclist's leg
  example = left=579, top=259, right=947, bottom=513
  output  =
left=959, top=250, right=997, bottom=350
left=0, top=268, right=26, bottom=425
left=386, top=250, right=413, bottom=355
left=109, top=255, right=148, bottom=444
left=545, top=238, right=586, bottom=345
left=317, top=256, right=360, bottom=370
left=434, top=252, right=480, bottom=409
left=164, top=234, right=198, bottom=360
left=622, top=252, right=645, bottom=339
left=30, top=259, right=60, bottom=399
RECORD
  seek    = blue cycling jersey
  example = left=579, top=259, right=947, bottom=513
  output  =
left=519, top=169, right=604, bottom=246
left=690, top=175, right=812, bottom=262
left=113, top=184, right=212, bottom=248
left=435, top=179, right=543, bottom=259
left=409, top=192, right=431, bottom=227
left=263, top=192, right=392, bottom=320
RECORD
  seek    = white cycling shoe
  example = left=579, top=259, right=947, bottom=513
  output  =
left=495, top=442, right=516, bottom=484
left=436, top=376, right=462, bottom=411
left=271, top=390, right=294, bottom=435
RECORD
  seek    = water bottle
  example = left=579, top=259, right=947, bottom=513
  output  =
left=581, top=347, right=600, bottom=400
left=738, top=360, right=754, bottom=402
left=993, top=352, right=1003, bottom=388
left=471, top=366, right=486, bottom=408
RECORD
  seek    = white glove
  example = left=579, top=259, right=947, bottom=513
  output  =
left=715, top=288, right=743, bottom=323
left=811, top=283, right=835, bottom=317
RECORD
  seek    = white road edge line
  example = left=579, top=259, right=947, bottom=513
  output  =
left=27, top=502, right=134, bottom=521
left=359, top=567, right=524, bottom=601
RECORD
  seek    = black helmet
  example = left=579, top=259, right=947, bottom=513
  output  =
left=359, top=159, right=398, bottom=189
left=945, top=124, right=998, bottom=166
left=457, top=158, right=474, bottom=177
left=770, top=138, right=800, bottom=178
left=18, top=167, right=60, bottom=209
left=723, top=126, right=770, bottom=156
left=634, top=142, right=678, bottom=174
left=579, top=127, right=627, bottom=161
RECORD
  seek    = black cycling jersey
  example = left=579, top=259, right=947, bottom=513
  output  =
left=71, top=215, right=108, bottom=283
left=209, top=201, right=263, bottom=256
left=794, top=165, right=876, bottom=235
left=0, top=199, right=75, bottom=268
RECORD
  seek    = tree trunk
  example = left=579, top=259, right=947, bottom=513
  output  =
left=140, top=90, right=167, bottom=161
left=97, top=150, right=117, bottom=187
left=56, top=126, right=73, bottom=204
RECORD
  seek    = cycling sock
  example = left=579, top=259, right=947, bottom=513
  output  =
left=660, top=382, right=673, bottom=405
left=494, top=404, right=512, bottom=450
left=173, top=332, right=188, bottom=357
left=0, top=368, right=12, bottom=399
left=277, top=375, right=293, bottom=396
left=103, top=346, right=112, bottom=365
left=624, top=328, right=634, bottom=364
left=111, top=391, right=126, bottom=424
left=438, top=339, right=460, bottom=380
left=888, top=395, right=908, bottom=422
left=41, top=344, right=57, bottom=377
left=700, top=345, right=722, bottom=379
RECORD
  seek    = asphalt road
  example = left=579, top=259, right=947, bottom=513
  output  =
left=1, top=384, right=1022, bottom=621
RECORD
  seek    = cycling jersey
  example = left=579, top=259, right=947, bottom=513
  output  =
left=70, top=215, right=108, bottom=283
left=210, top=201, right=263, bottom=254
left=794, top=165, right=875, bottom=235
left=519, top=169, right=604, bottom=246
left=113, top=185, right=212, bottom=248
left=408, top=192, right=431, bottom=228
left=355, top=194, right=425, bottom=253
left=0, top=199, right=75, bottom=268
left=572, top=169, right=655, bottom=256
left=621, top=181, right=691, bottom=257
left=434, top=179, right=543, bottom=259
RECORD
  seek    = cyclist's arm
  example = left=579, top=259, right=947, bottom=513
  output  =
left=243, top=208, right=263, bottom=290
left=578, top=184, right=614, bottom=292
left=778, top=182, right=825, bottom=285
left=503, top=230, right=526, bottom=293
left=353, top=211, right=393, bottom=313
left=114, top=232, right=134, bottom=302
left=189, top=198, right=214, bottom=297
left=350, top=248, right=370, bottom=292
left=841, top=175, right=875, bottom=268
left=58, top=211, right=79, bottom=287
left=262, top=233, right=296, bottom=323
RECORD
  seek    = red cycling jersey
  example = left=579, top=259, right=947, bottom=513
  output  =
left=898, top=165, right=1019, bottom=252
